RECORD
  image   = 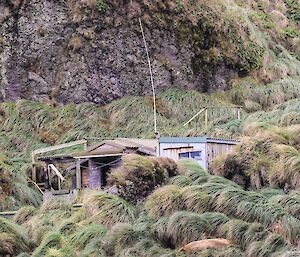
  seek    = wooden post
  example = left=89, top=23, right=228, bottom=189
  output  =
left=58, top=178, right=61, bottom=190
left=237, top=107, right=241, bottom=120
left=44, top=165, right=50, bottom=191
left=32, top=153, right=37, bottom=182
left=205, top=108, right=208, bottom=129
left=48, top=165, right=52, bottom=189
left=76, top=159, right=81, bottom=189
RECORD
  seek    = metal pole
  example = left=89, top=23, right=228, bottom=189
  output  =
left=205, top=108, right=208, bottom=129
left=139, top=18, right=157, bottom=134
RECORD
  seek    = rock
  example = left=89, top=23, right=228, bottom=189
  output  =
left=0, top=0, right=239, bottom=105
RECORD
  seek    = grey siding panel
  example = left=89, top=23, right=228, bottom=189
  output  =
left=88, top=159, right=102, bottom=188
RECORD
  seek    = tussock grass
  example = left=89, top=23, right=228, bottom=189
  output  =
left=108, top=154, right=178, bottom=203
left=31, top=231, right=64, bottom=257
left=82, top=191, right=137, bottom=227
left=103, top=223, right=151, bottom=256
left=169, top=175, right=193, bottom=187
left=70, top=224, right=107, bottom=249
left=14, top=206, right=36, bottom=224
left=213, top=124, right=300, bottom=190
left=166, top=211, right=212, bottom=248
left=0, top=217, right=32, bottom=256
left=269, top=195, right=300, bottom=219
left=145, top=185, right=185, bottom=219
left=181, top=186, right=211, bottom=214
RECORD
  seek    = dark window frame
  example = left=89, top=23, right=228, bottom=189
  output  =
left=179, top=150, right=202, bottom=160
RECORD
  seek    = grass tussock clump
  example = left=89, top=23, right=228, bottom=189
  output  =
left=9, top=159, right=300, bottom=256
left=212, top=123, right=300, bottom=190
left=82, top=191, right=137, bottom=227
left=107, top=154, right=178, bottom=204
left=145, top=185, right=185, bottom=220
left=0, top=217, right=33, bottom=256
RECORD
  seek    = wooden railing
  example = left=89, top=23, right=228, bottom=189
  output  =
left=183, top=106, right=243, bottom=129
left=31, top=140, right=87, bottom=182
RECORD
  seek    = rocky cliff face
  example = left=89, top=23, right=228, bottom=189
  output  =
left=0, top=0, right=265, bottom=104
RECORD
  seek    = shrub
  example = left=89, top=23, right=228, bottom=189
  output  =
left=108, top=154, right=178, bottom=204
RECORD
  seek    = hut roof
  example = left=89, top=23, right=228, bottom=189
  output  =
left=74, top=138, right=157, bottom=158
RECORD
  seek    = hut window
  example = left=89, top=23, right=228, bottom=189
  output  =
left=179, top=151, right=202, bottom=160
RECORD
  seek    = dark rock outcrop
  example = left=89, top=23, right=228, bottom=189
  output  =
left=0, top=0, right=245, bottom=104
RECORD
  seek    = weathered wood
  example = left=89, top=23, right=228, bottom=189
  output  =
left=32, top=140, right=87, bottom=182
left=49, top=164, right=65, bottom=181
left=32, top=140, right=87, bottom=156
left=32, top=152, right=37, bottom=182
left=183, top=108, right=206, bottom=127
left=89, top=159, right=102, bottom=188
left=76, top=159, right=82, bottom=189
left=27, top=178, right=44, bottom=195
left=206, top=142, right=236, bottom=171
left=183, top=106, right=243, bottom=129
left=0, top=211, right=17, bottom=218
left=237, top=108, right=241, bottom=120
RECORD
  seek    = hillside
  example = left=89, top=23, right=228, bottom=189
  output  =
left=1, top=0, right=300, bottom=256
left=0, top=0, right=300, bottom=103
left=3, top=158, right=300, bottom=257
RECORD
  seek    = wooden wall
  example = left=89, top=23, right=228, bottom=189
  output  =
left=88, top=159, right=102, bottom=188
left=206, top=143, right=236, bottom=172
left=82, top=168, right=89, bottom=188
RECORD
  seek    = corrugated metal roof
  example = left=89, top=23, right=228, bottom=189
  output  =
left=206, top=137, right=239, bottom=144
left=76, top=138, right=157, bottom=157
left=159, top=137, right=239, bottom=144
left=159, top=137, right=207, bottom=143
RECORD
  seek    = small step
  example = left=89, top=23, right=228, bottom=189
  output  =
left=52, top=189, right=71, bottom=196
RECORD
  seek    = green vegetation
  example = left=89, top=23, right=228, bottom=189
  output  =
left=3, top=159, right=300, bottom=257
left=212, top=124, right=300, bottom=190
left=1, top=1, right=300, bottom=256
left=1, top=75, right=300, bottom=211
left=108, top=154, right=178, bottom=203
left=96, top=0, right=108, bottom=12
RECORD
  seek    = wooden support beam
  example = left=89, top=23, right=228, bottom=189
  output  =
left=32, top=140, right=87, bottom=156
left=48, top=165, right=51, bottom=189
left=49, top=164, right=65, bottom=181
left=32, top=152, right=37, bottom=182
left=183, top=108, right=206, bottom=127
left=76, top=159, right=81, bottom=189
left=205, top=108, right=208, bottom=129
left=183, top=106, right=243, bottom=129
left=31, top=140, right=87, bottom=184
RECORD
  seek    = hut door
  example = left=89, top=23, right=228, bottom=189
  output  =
left=88, top=159, right=102, bottom=188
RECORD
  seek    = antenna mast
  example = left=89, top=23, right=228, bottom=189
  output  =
left=139, top=18, right=158, bottom=134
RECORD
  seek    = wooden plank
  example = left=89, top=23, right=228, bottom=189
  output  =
left=76, top=159, right=82, bottom=189
left=183, top=108, right=206, bottom=127
left=89, top=159, right=102, bottom=188
left=49, top=164, right=65, bottom=181
left=32, top=140, right=87, bottom=183
left=32, top=140, right=87, bottom=156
